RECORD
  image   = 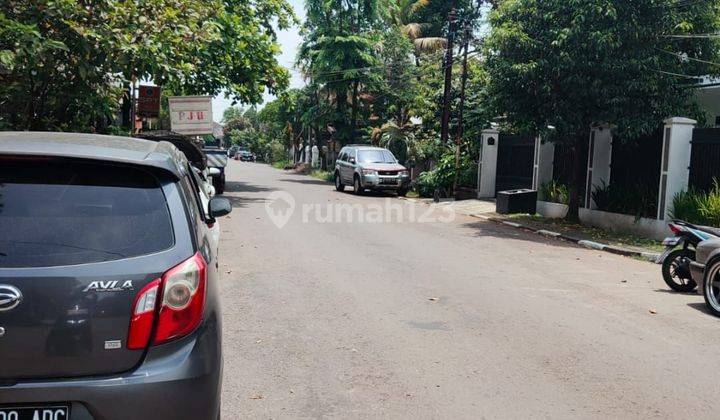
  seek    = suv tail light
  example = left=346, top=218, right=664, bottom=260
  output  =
left=127, top=252, right=207, bottom=349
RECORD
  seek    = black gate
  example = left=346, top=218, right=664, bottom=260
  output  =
left=690, top=128, right=720, bottom=192
left=496, top=134, right=535, bottom=193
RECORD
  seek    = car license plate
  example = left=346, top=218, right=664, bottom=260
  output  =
left=380, top=178, right=398, bottom=185
left=0, top=405, right=69, bottom=420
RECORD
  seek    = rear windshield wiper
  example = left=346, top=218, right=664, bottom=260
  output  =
left=0, top=240, right=127, bottom=258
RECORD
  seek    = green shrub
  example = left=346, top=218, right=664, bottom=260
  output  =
left=538, top=180, right=568, bottom=204
left=272, top=160, right=290, bottom=170
left=672, top=180, right=720, bottom=226
left=414, top=153, right=460, bottom=198
left=670, top=189, right=703, bottom=223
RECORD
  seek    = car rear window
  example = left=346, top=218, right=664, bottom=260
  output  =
left=0, top=159, right=174, bottom=268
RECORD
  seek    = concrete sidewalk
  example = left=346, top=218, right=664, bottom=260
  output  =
left=402, top=197, right=662, bottom=261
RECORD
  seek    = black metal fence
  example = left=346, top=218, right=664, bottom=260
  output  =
left=690, top=128, right=720, bottom=192
left=604, top=129, right=663, bottom=218
left=610, top=129, right=663, bottom=191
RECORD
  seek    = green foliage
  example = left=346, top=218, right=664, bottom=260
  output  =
left=415, top=149, right=476, bottom=198
left=538, top=181, right=569, bottom=205
left=485, top=0, right=720, bottom=141
left=272, top=160, right=291, bottom=169
left=484, top=0, right=720, bottom=216
left=591, top=181, right=658, bottom=219
left=671, top=181, right=720, bottom=226
left=310, top=170, right=334, bottom=183
left=0, top=0, right=294, bottom=131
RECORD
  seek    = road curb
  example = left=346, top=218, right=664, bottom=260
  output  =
left=470, top=214, right=660, bottom=262
left=402, top=196, right=661, bottom=263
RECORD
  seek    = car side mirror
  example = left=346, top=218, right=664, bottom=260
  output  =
left=208, top=167, right=221, bottom=177
left=209, top=197, right=232, bottom=218
left=349, top=157, right=356, bottom=164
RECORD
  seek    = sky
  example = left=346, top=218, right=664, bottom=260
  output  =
left=211, top=0, right=306, bottom=122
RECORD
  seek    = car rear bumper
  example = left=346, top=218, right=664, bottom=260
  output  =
left=0, top=325, right=221, bottom=420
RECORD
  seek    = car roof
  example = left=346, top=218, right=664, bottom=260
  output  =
left=342, top=145, right=386, bottom=150
left=0, top=131, right=187, bottom=179
left=134, top=130, right=207, bottom=170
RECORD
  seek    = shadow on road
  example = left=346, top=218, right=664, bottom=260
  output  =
left=224, top=181, right=275, bottom=194
left=223, top=195, right=268, bottom=208
left=460, top=220, right=582, bottom=250
left=222, top=181, right=275, bottom=208
left=687, top=302, right=715, bottom=317
left=279, top=178, right=332, bottom=186
left=653, top=288, right=696, bottom=296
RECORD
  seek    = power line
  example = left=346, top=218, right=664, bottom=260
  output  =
left=652, top=69, right=703, bottom=79
left=656, top=48, right=720, bottom=68
left=662, top=34, right=720, bottom=39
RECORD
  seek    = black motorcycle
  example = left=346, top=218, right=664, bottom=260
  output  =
left=658, top=220, right=720, bottom=292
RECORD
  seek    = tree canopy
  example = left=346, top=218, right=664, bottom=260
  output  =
left=0, top=0, right=294, bottom=131
left=484, top=0, right=720, bottom=217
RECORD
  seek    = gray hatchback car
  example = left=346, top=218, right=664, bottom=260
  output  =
left=0, top=132, right=232, bottom=419
left=333, top=145, right=410, bottom=195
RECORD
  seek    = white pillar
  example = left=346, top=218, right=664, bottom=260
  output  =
left=532, top=136, right=555, bottom=190
left=584, top=126, right=613, bottom=209
left=311, top=145, right=320, bottom=168
left=658, top=117, right=696, bottom=220
left=478, top=129, right=500, bottom=198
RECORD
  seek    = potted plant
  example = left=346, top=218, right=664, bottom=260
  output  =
left=537, top=180, right=569, bottom=218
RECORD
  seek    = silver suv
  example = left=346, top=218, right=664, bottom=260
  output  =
left=333, top=145, right=410, bottom=196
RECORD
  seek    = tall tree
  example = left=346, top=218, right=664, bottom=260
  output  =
left=0, top=0, right=294, bottom=132
left=298, top=0, right=386, bottom=144
left=485, top=0, right=720, bottom=220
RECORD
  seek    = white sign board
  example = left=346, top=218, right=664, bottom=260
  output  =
left=168, top=96, right=214, bottom=135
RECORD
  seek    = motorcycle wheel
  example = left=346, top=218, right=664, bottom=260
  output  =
left=703, top=259, right=720, bottom=317
left=662, top=249, right=697, bottom=292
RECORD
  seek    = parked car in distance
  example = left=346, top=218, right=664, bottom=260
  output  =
left=228, top=145, right=239, bottom=158
left=239, top=150, right=255, bottom=162
left=0, top=132, right=232, bottom=420
left=333, top=145, right=410, bottom=196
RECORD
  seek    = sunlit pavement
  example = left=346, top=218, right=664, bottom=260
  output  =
left=219, top=161, right=720, bottom=419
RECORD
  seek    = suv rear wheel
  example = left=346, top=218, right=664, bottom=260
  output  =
left=334, top=171, right=345, bottom=192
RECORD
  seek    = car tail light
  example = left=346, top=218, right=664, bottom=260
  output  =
left=127, top=279, right=160, bottom=349
left=127, top=252, right=207, bottom=349
left=669, top=224, right=683, bottom=235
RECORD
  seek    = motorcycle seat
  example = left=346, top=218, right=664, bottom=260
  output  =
left=696, top=225, right=720, bottom=237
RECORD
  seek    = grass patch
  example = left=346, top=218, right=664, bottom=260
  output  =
left=271, top=160, right=290, bottom=170
left=508, top=214, right=664, bottom=252
left=406, top=190, right=420, bottom=198
left=310, top=170, right=333, bottom=183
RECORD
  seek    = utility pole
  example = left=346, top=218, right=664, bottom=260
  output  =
left=440, top=7, right=457, bottom=145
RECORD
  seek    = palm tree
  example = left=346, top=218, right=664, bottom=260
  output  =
left=386, top=0, right=446, bottom=53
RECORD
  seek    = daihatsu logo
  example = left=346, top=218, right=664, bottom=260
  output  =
left=0, top=285, right=22, bottom=312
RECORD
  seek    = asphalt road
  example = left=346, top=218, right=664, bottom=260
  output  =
left=219, top=161, right=720, bottom=419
